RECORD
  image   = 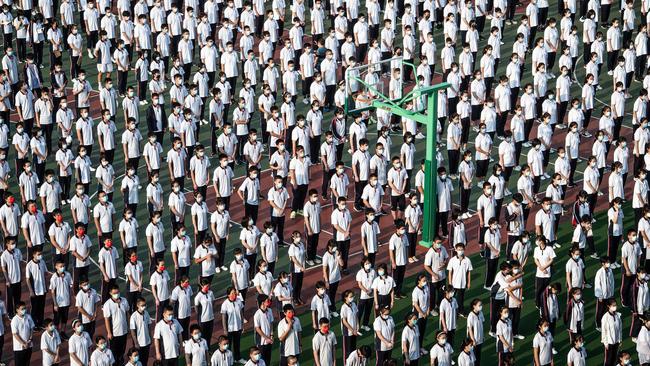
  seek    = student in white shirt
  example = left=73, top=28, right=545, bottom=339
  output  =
left=221, top=287, right=245, bottom=363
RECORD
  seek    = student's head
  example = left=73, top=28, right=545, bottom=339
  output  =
left=95, top=335, right=108, bottom=349
left=377, top=263, right=388, bottom=277
left=127, top=348, right=140, bottom=364
left=32, top=246, right=42, bottom=261
left=283, top=304, right=295, bottom=318
left=163, top=306, right=174, bottom=321
left=189, top=324, right=202, bottom=340
left=619, top=352, right=631, bottom=366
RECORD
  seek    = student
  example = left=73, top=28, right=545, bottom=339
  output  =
left=74, top=277, right=100, bottom=339
left=48, top=259, right=72, bottom=338
left=102, top=285, right=129, bottom=365
left=312, top=317, right=336, bottom=366
left=150, top=259, right=171, bottom=321
left=373, top=305, right=395, bottom=366
left=567, top=335, right=587, bottom=366
left=372, top=263, right=396, bottom=312
left=360, top=210, right=380, bottom=265
left=221, top=287, right=245, bottom=363
left=429, top=330, right=453, bottom=366
left=169, top=276, right=192, bottom=340
left=356, top=257, right=375, bottom=332
left=411, top=274, right=430, bottom=353
left=621, top=229, right=642, bottom=307
left=11, top=301, right=34, bottom=365
left=565, top=245, right=585, bottom=293
left=345, top=345, right=371, bottom=366
left=68, top=318, right=92, bottom=366
left=25, top=246, right=47, bottom=328
left=230, top=248, right=251, bottom=303
left=595, top=256, right=615, bottom=329
left=446, top=243, right=472, bottom=316
left=239, top=216, right=259, bottom=281
left=211, top=336, right=234, bottom=366
left=563, top=284, right=584, bottom=340
left=259, top=223, right=279, bottom=275
left=534, top=236, right=556, bottom=308
left=153, top=306, right=183, bottom=366
left=278, top=304, right=302, bottom=366
left=540, top=283, right=560, bottom=344
left=0, top=238, right=23, bottom=316
left=194, top=279, right=216, bottom=348
left=601, top=299, right=622, bottom=366
left=253, top=294, right=274, bottom=365
left=532, top=318, right=554, bottom=366
left=389, top=220, right=409, bottom=298
left=331, top=196, right=352, bottom=273
left=495, top=306, right=513, bottom=365
left=90, top=335, right=116, bottom=366
left=129, top=297, right=153, bottom=364
left=40, top=318, right=61, bottom=366
left=466, top=299, right=485, bottom=366
left=489, top=262, right=513, bottom=335
left=303, top=189, right=322, bottom=266
left=184, top=324, right=209, bottom=366
left=401, top=311, right=421, bottom=366
left=483, top=217, right=501, bottom=288
left=288, top=231, right=306, bottom=305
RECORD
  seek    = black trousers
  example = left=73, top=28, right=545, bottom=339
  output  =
left=6, top=282, right=21, bottom=316
left=199, top=320, right=214, bottom=347
left=354, top=180, right=367, bottom=209
left=535, top=277, right=550, bottom=308
left=259, top=344, right=272, bottom=365
left=291, top=184, right=308, bottom=212
left=358, top=298, right=372, bottom=327
left=394, top=265, right=406, bottom=295
left=14, top=348, right=32, bottom=366
left=30, top=294, right=45, bottom=326
left=228, top=330, right=243, bottom=360
left=604, top=342, right=619, bottom=366
left=448, top=149, right=460, bottom=174
left=307, top=233, right=320, bottom=260
left=53, top=305, right=69, bottom=329
left=430, top=281, right=444, bottom=310
left=327, top=281, right=339, bottom=312
left=270, top=215, right=285, bottom=246
left=110, top=334, right=127, bottom=365
left=621, top=274, right=634, bottom=307
left=336, top=239, right=350, bottom=270
left=292, top=271, right=304, bottom=301
left=490, top=297, right=505, bottom=332
left=485, top=257, right=498, bottom=288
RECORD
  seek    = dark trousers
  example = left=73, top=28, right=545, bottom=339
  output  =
left=535, top=276, right=550, bottom=308
left=110, top=334, right=127, bottom=365
left=336, top=239, right=350, bottom=270
left=199, top=320, right=214, bottom=347
left=53, top=305, right=69, bottom=329
left=292, top=271, right=304, bottom=301
left=6, top=282, right=20, bottom=316
left=30, top=294, right=45, bottom=326
left=454, top=288, right=467, bottom=315
left=430, top=281, right=444, bottom=310
left=604, top=342, right=619, bottom=366
left=490, top=297, right=505, bottom=332
left=327, top=281, right=339, bottom=312
left=393, top=265, right=406, bottom=295
left=228, top=330, right=243, bottom=360
left=358, top=298, right=372, bottom=326
left=621, top=274, right=634, bottom=307
left=485, top=257, right=498, bottom=288
left=259, top=344, right=272, bottom=365
left=291, top=184, right=308, bottom=212
left=270, top=215, right=285, bottom=246
left=307, top=233, right=319, bottom=261
left=14, top=348, right=32, bottom=366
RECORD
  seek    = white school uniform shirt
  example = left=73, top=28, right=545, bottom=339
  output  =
left=102, top=297, right=129, bottom=336
left=601, top=311, right=622, bottom=344
left=447, top=255, right=473, bottom=288
left=153, top=319, right=183, bottom=359
left=149, top=270, right=171, bottom=301
left=595, top=267, right=615, bottom=299
left=565, top=257, right=585, bottom=288
left=534, top=246, right=556, bottom=278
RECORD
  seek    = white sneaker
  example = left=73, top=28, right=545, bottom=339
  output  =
left=61, top=200, right=67, bottom=206
left=331, top=311, right=339, bottom=318
left=514, top=334, right=525, bottom=340
left=361, top=325, right=371, bottom=331
left=238, top=359, right=247, bottom=364
left=514, top=165, right=522, bottom=171
left=489, top=331, right=496, bottom=338
left=477, top=181, right=484, bottom=188
left=584, top=283, right=593, bottom=288
left=590, top=253, right=600, bottom=259
left=302, top=98, right=310, bottom=105
left=607, top=71, right=613, bottom=76
left=221, top=266, right=228, bottom=271
left=415, top=132, right=426, bottom=139
left=548, top=73, right=556, bottom=78
left=290, top=211, right=296, bottom=219
left=420, top=348, right=429, bottom=355
left=543, top=173, right=550, bottom=179
left=552, top=348, right=558, bottom=355
left=215, top=267, right=222, bottom=273
left=504, top=188, right=512, bottom=196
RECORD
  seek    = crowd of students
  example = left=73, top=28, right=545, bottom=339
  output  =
left=0, top=0, right=645, bottom=364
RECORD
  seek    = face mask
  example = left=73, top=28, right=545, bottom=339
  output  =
left=193, top=333, right=202, bottom=340
left=378, top=270, right=385, bottom=276
left=75, top=325, right=83, bottom=333
left=235, top=254, right=243, bottom=261
left=438, top=338, right=447, bottom=345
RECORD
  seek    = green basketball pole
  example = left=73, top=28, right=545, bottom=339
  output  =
left=371, top=81, right=450, bottom=248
